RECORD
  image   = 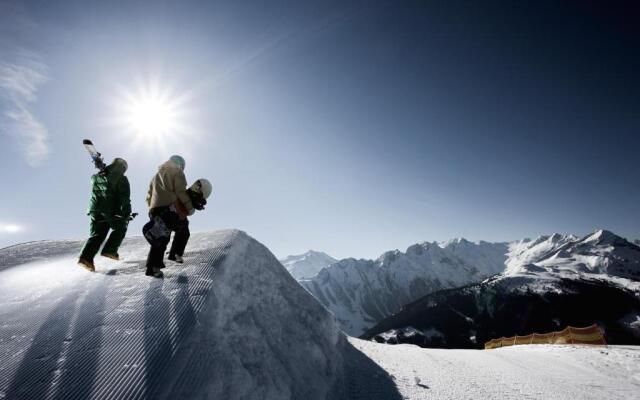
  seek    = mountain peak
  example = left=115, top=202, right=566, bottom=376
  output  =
left=281, top=249, right=331, bottom=260
left=549, top=233, right=563, bottom=241
left=305, top=249, right=329, bottom=256
left=438, top=238, right=472, bottom=248
left=582, top=229, right=625, bottom=245
left=280, top=250, right=337, bottom=279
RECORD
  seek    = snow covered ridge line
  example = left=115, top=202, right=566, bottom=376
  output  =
left=364, top=229, right=640, bottom=349
left=501, top=229, right=640, bottom=283
left=299, top=238, right=509, bottom=336
left=297, top=228, right=640, bottom=337
left=0, top=230, right=404, bottom=400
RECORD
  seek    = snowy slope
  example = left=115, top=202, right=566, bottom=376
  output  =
left=0, top=230, right=402, bottom=400
left=301, top=240, right=508, bottom=336
left=501, top=229, right=640, bottom=290
left=351, top=338, right=640, bottom=400
left=504, top=233, right=578, bottom=274
left=280, top=250, right=337, bottom=279
left=365, top=230, right=640, bottom=348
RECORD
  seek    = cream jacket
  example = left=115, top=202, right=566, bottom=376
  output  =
left=146, top=161, right=194, bottom=215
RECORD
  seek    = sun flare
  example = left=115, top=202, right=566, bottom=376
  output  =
left=112, top=77, right=194, bottom=153
left=128, top=95, right=175, bottom=137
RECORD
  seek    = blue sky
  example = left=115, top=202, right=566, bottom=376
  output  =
left=1, top=0, right=639, bottom=259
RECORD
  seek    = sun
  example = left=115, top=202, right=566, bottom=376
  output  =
left=128, top=95, right=175, bottom=137
left=112, top=77, right=195, bottom=153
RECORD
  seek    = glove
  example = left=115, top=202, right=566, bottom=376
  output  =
left=194, top=198, right=207, bottom=211
left=188, top=189, right=207, bottom=211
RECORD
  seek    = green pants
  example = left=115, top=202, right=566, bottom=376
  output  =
left=79, top=216, right=128, bottom=261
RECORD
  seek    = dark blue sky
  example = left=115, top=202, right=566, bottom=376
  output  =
left=1, top=0, right=638, bottom=257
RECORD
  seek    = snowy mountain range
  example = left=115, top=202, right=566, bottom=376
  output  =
left=299, top=239, right=509, bottom=336
left=364, top=230, right=640, bottom=348
left=280, top=250, right=337, bottom=279
left=503, top=230, right=640, bottom=284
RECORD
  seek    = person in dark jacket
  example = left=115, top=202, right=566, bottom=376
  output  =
left=78, top=158, right=131, bottom=272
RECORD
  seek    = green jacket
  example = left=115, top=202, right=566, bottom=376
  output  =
left=87, top=162, right=131, bottom=218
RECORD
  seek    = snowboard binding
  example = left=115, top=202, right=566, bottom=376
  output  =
left=83, top=139, right=107, bottom=173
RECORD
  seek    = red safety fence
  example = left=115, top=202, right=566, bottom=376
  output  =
left=484, top=324, right=606, bottom=350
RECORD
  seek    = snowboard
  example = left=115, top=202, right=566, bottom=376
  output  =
left=143, top=216, right=171, bottom=246
left=82, top=139, right=106, bottom=172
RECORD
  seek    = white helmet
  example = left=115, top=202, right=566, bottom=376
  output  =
left=190, top=178, right=212, bottom=199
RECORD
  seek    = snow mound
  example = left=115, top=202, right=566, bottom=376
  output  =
left=0, top=230, right=397, bottom=399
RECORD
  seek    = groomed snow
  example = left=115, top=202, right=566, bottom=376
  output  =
left=351, top=338, right=640, bottom=400
left=0, top=230, right=365, bottom=400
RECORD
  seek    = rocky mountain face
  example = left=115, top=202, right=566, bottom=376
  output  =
left=364, top=230, right=640, bottom=348
left=280, top=250, right=337, bottom=279
left=300, top=239, right=508, bottom=336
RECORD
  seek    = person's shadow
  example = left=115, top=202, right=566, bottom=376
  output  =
left=52, top=284, right=108, bottom=400
left=141, top=277, right=170, bottom=398
left=4, top=290, right=82, bottom=399
left=143, top=273, right=200, bottom=399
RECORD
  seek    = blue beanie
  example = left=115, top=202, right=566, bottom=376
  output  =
left=170, top=155, right=185, bottom=170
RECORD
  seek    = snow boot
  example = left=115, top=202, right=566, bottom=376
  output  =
left=78, top=258, right=95, bottom=272
left=145, top=266, right=164, bottom=278
left=168, top=254, right=184, bottom=263
left=101, top=252, right=120, bottom=261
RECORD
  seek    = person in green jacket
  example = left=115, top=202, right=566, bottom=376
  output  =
left=78, top=158, right=131, bottom=272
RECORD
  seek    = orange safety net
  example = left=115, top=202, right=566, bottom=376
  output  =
left=484, top=324, right=606, bottom=349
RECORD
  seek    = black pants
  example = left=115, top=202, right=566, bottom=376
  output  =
left=79, top=216, right=128, bottom=262
left=169, top=219, right=190, bottom=258
left=145, top=207, right=190, bottom=270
